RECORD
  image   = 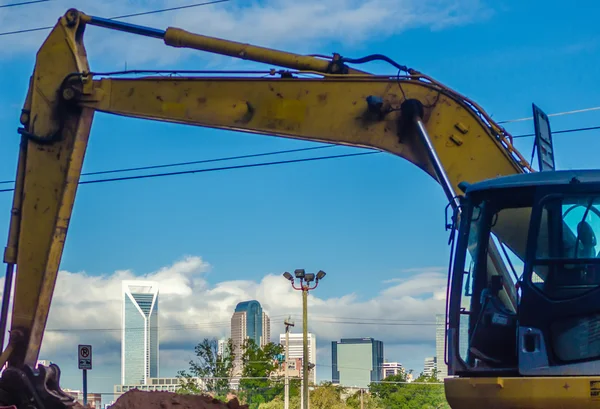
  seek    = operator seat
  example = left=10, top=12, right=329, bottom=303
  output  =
left=543, top=220, right=600, bottom=295
left=577, top=220, right=597, bottom=258
left=468, top=275, right=518, bottom=367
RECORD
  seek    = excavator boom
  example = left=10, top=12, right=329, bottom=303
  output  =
left=0, top=8, right=560, bottom=409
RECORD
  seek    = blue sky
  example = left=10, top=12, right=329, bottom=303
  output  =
left=0, top=0, right=599, bottom=403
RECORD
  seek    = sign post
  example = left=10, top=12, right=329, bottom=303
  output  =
left=78, top=345, right=92, bottom=406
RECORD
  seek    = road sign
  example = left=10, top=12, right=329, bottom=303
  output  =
left=532, top=103, right=555, bottom=172
left=78, top=344, right=92, bottom=370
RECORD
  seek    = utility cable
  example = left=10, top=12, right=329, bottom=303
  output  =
left=0, top=122, right=596, bottom=191
left=43, top=315, right=436, bottom=332
left=0, top=0, right=50, bottom=8
left=0, top=0, right=232, bottom=37
left=498, top=106, right=600, bottom=124
left=0, top=145, right=335, bottom=185
left=512, top=124, right=600, bottom=139
left=0, top=121, right=596, bottom=188
left=0, top=150, right=379, bottom=193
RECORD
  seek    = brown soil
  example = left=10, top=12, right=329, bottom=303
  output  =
left=108, top=390, right=248, bottom=409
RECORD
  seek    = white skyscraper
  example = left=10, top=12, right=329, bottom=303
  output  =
left=218, top=339, right=227, bottom=357
left=279, top=332, right=317, bottom=384
left=423, top=356, right=436, bottom=377
left=382, top=362, right=404, bottom=378
left=122, top=280, right=159, bottom=385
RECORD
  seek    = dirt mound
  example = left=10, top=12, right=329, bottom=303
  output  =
left=109, top=390, right=248, bottom=409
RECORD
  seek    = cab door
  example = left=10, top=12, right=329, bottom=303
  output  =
left=518, top=190, right=600, bottom=375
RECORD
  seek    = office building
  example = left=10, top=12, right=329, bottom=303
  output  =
left=279, top=332, right=317, bottom=384
left=423, top=356, right=436, bottom=377
left=122, top=280, right=159, bottom=385
left=436, top=313, right=469, bottom=380
left=218, top=338, right=227, bottom=357
left=231, top=300, right=271, bottom=377
left=382, top=362, right=404, bottom=378
left=115, top=377, right=206, bottom=396
left=64, top=389, right=102, bottom=409
left=435, top=314, right=448, bottom=379
left=273, top=357, right=303, bottom=379
left=331, top=338, right=384, bottom=388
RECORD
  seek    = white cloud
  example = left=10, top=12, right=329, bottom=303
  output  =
left=0, top=0, right=493, bottom=66
left=0, top=255, right=445, bottom=388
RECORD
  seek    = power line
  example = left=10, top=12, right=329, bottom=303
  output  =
left=0, top=150, right=379, bottom=194
left=0, top=145, right=336, bottom=185
left=43, top=315, right=435, bottom=332
left=0, top=0, right=231, bottom=37
left=0, top=122, right=595, bottom=191
left=498, top=106, right=600, bottom=124
left=108, top=0, right=231, bottom=20
left=0, top=0, right=50, bottom=8
left=512, top=124, right=600, bottom=139
left=311, top=319, right=434, bottom=326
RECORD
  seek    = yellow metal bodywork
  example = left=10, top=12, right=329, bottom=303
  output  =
left=162, top=27, right=368, bottom=74
left=4, top=11, right=94, bottom=368
left=446, top=376, right=600, bottom=409
left=3, top=8, right=594, bottom=409
left=81, top=76, right=523, bottom=186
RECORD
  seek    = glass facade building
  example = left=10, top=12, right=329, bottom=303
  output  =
left=122, top=280, right=159, bottom=385
left=230, top=300, right=270, bottom=382
left=436, top=313, right=469, bottom=380
left=233, top=301, right=265, bottom=344
left=331, top=338, right=384, bottom=388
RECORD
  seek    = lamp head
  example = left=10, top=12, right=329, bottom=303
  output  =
left=316, top=270, right=326, bottom=280
left=304, top=273, right=315, bottom=283
left=294, top=269, right=306, bottom=279
left=283, top=272, right=294, bottom=281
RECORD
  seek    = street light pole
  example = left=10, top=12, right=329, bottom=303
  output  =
left=282, top=269, right=326, bottom=409
left=284, top=317, right=294, bottom=409
left=302, top=286, right=308, bottom=409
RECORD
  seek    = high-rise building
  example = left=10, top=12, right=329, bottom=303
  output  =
left=423, top=356, right=436, bottom=377
left=279, top=332, right=317, bottom=384
left=435, top=313, right=469, bottom=380
left=218, top=338, right=227, bottom=357
left=382, top=362, right=404, bottom=378
left=262, top=311, right=271, bottom=346
left=331, top=338, right=384, bottom=388
left=122, top=280, right=159, bottom=385
left=435, top=314, right=448, bottom=379
left=230, top=300, right=271, bottom=377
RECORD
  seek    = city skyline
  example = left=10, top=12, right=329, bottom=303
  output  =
left=117, top=288, right=435, bottom=386
left=113, top=278, right=436, bottom=401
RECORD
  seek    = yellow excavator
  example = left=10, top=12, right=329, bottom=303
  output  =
left=0, top=8, right=598, bottom=409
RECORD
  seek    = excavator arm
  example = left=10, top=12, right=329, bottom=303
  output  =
left=0, top=8, right=532, bottom=408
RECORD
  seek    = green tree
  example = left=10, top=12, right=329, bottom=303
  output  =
left=369, top=373, right=407, bottom=400
left=370, top=370, right=450, bottom=409
left=346, top=389, right=382, bottom=409
left=258, top=394, right=301, bottom=409
left=309, top=382, right=347, bottom=409
left=177, top=337, right=235, bottom=399
left=239, top=339, right=284, bottom=409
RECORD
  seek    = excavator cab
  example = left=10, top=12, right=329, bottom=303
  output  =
left=445, top=169, right=600, bottom=408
